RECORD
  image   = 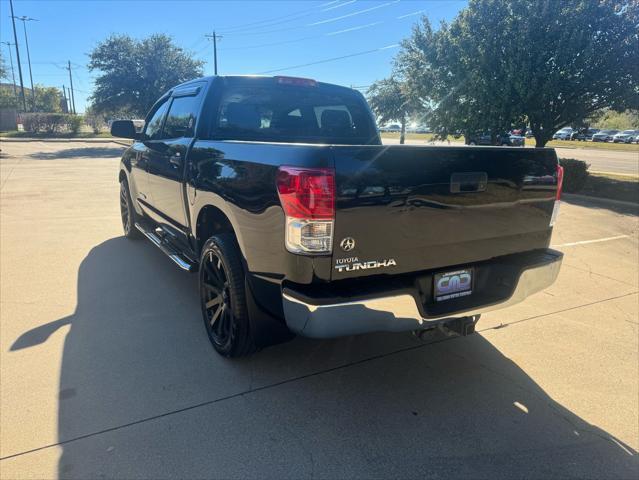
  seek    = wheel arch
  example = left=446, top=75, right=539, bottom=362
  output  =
left=195, top=204, right=238, bottom=255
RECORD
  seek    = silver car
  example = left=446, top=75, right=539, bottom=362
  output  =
left=552, top=127, right=573, bottom=140
left=592, top=129, right=619, bottom=142
left=612, top=130, right=638, bottom=143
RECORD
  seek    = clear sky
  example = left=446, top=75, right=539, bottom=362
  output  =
left=1, top=0, right=465, bottom=112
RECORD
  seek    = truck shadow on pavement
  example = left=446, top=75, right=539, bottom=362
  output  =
left=11, top=237, right=639, bottom=479
left=28, top=146, right=124, bottom=160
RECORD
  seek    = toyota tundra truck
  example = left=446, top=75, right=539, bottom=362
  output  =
left=111, top=75, right=564, bottom=358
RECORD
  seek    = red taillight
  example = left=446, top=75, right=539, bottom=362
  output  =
left=276, top=167, right=335, bottom=220
left=556, top=164, right=564, bottom=200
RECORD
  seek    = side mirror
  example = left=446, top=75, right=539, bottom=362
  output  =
left=110, top=120, right=138, bottom=139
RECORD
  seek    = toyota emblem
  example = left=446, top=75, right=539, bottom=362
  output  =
left=340, top=237, right=356, bottom=252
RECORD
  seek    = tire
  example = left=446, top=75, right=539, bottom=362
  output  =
left=199, top=233, right=257, bottom=358
left=120, top=180, right=142, bottom=239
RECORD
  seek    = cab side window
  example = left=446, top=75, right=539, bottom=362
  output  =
left=163, top=94, right=201, bottom=139
left=144, top=99, right=170, bottom=140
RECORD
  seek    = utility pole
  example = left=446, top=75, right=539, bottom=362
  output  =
left=13, top=16, right=38, bottom=111
left=205, top=31, right=222, bottom=75
left=62, top=85, right=68, bottom=113
left=66, top=61, right=76, bottom=115
left=8, top=0, right=27, bottom=111
left=1, top=41, right=18, bottom=99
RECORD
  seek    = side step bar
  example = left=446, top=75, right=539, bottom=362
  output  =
left=135, top=222, right=197, bottom=272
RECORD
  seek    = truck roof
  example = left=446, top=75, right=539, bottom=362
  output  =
left=175, top=75, right=357, bottom=94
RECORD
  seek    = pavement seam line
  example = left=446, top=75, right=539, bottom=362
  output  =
left=1, top=290, right=637, bottom=461
left=552, top=234, right=630, bottom=248
left=478, top=291, right=638, bottom=332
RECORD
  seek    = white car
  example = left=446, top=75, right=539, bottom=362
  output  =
left=552, top=127, right=573, bottom=140
left=612, top=130, right=638, bottom=143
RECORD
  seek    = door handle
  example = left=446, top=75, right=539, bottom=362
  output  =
left=169, top=152, right=182, bottom=168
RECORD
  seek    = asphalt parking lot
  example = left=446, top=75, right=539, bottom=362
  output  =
left=1, top=140, right=638, bottom=479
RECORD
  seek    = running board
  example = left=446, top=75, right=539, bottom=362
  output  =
left=135, top=222, right=197, bottom=272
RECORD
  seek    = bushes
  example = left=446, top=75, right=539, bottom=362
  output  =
left=559, top=158, right=590, bottom=193
left=68, top=115, right=83, bottom=134
left=85, top=112, right=106, bottom=134
left=20, top=113, right=85, bottom=134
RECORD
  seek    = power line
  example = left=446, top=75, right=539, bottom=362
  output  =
left=217, top=20, right=380, bottom=52
left=307, top=0, right=399, bottom=26
left=322, top=0, right=357, bottom=12
left=217, top=0, right=347, bottom=34
left=217, top=0, right=393, bottom=37
left=214, top=3, right=417, bottom=50
left=257, top=43, right=399, bottom=74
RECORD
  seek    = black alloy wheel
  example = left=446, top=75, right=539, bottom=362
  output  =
left=120, top=181, right=141, bottom=239
left=201, top=250, right=233, bottom=347
left=199, top=234, right=256, bottom=357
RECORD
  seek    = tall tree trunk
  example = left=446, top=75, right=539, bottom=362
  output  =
left=400, top=115, right=406, bottom=145
left=534, top=132, right=551, bottom=148
left=533, top=125, right=549, bottom=148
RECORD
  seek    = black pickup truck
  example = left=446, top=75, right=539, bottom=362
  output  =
left=112, top=75, right=564, bottom=358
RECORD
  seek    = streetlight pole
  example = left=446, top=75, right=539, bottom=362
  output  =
left=8, top=0, right=27, bottom=111
left=13, top=16, right=38, bottom=111
left=1, top=41, right=18, bottom=100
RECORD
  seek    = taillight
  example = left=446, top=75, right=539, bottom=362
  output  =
left=276, top=166, right=335, bottom=254
left=550, top=164, right=564, bottom=227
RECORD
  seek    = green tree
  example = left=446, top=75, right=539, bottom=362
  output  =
left=397, top=0, right=639, bottom=147
left=367, top=77, right=417, bottom=144
left=0, top=86, right=19, bottom=109
left=88, top=34, right=204, bottom=117
left=591, top=109, right=639, bottom=130
left=0, top=51, right=8, bottom=81
left=1, top=84, right=61, bottom=111
left=33, top=86, right=62, bottom=112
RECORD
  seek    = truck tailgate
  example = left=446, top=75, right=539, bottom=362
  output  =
left=330, top=145, right=559, bottom=280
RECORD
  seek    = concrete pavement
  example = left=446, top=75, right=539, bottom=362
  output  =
left=1, top=140, right=637, bottom=479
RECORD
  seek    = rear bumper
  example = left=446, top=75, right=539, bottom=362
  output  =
left=283, top=249, right=562, bottom=338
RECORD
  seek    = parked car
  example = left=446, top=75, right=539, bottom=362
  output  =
left=379, top=124, right=401, bottom=132
left=570, top=128, right=599, bottom=141
left=466, top=132, right=525, bottom=146
left=111, top=75, right=563, bottom=358
left=612, top=130, right=638, bottom=143
left=552, top=127, right=573, bottom=140
left=592, top=129, right=619, bottom=142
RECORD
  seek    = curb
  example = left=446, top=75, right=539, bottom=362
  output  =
left=563, top=193, right=639, bottom=209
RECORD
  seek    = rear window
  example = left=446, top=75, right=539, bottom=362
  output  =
left=212, top=82, right=379, bottom=145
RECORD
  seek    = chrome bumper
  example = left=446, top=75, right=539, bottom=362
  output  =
left=283, top=251, right=562, bottom=338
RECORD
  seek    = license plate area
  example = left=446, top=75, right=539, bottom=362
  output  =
left=434, top=268, right=473, bottom=301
